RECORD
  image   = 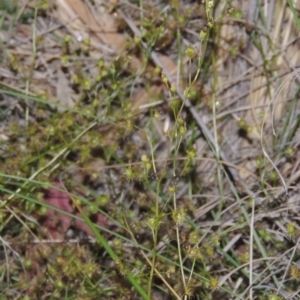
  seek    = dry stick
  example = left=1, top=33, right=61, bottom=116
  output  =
left=119, top=10, right=281, bottom=293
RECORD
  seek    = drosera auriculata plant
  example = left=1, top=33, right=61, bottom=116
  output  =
left=1, top=0, right=300, bottom=299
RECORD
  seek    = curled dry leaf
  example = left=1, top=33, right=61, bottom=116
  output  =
left=54, top=0, right=126, bottom=54
left=42, top=182, right=107, bottom=238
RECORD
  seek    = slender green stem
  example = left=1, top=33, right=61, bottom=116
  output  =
left=287, top=0, right=300, bottom=29
left=173, top=193, right=186, bottom=290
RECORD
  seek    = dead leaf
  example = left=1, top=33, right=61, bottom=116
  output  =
left=131, top=85, right=163, bottom=109
left=56, top=69, right=76, bottom=112
left=55, top=0, right=126, bottom=53
left=156, top=53, right=185, bottom=90
left=157, top=53, right=178, bottom=76
left=65, top=0, right=99, bottom=30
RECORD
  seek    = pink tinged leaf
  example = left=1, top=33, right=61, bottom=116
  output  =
left=42, top=182, right=107, bottom=238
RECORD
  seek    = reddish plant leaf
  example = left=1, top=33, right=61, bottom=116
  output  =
left=42, top=182, right=106, bottom=238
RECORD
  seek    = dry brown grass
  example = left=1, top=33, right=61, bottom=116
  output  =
left=1, top=0, right=300, bottom=299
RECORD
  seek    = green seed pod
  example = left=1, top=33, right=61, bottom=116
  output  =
left=185, top=46, right=196, bottom=58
